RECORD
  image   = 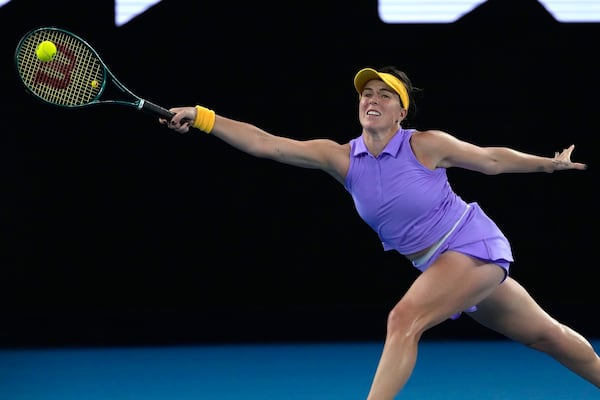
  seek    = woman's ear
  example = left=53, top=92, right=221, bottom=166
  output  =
left=398, top=108, right=408, bottom=122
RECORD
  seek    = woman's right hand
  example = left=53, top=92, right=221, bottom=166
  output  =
left=159, top=106, right=196, bottom=134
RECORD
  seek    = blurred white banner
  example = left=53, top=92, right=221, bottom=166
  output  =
left=379, top=0, right=600, bottom=23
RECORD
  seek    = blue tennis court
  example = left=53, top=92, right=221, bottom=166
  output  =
left=2, top=339, right=598, bottom=399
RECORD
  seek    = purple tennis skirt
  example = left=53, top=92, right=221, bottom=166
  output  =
left=411, top=202, right=514, bottom=319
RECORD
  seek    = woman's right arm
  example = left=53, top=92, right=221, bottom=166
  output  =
left=162, top=106, right=350, bottom=183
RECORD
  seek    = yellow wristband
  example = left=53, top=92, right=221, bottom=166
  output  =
left=192, top=105, right=216, bottom=133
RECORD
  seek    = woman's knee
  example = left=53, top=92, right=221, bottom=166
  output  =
left=386, top=302, right=429, bottom=339
left=525, top=321, right=570, bottom=353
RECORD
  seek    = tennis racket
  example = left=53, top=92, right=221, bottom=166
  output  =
left=15, top=26, right=174, bottom=120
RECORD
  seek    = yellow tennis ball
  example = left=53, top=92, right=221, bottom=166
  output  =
left=36, top=40, right=57, bottom=62
left=91, top=80, right=99, bottom=88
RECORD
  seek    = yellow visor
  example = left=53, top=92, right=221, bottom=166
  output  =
left=354, top=68, right=409, bottom=109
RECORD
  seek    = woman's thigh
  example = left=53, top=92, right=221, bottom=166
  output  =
left=398, top=251, right=506, bottom=331
left=468, top=277, right=558, bottom=342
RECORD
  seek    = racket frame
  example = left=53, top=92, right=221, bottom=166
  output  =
left=15, top=26, right=174, bottom=119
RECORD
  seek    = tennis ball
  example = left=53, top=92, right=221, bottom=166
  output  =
left=36, top=40, right=57, bottom=62
left=91, top=80, right=99, bottom=88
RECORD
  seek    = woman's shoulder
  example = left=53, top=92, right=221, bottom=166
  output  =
left=410, top=129, right=453, bottom=145
left=409, top=129, right=456, bottom=169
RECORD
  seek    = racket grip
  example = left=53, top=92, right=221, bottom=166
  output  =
left=139, top=99, right=175, bottom=120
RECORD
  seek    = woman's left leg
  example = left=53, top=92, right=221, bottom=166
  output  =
left=469, top=277, right=600, bottom=388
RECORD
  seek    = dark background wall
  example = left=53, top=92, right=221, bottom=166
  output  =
left=3, top=0, right=599, bottom=347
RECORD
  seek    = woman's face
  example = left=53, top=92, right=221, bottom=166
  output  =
left=358, top=79, right=405, bottom=133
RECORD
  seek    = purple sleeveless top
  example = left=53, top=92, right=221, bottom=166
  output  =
left=344, top=128, right=469, bottom=255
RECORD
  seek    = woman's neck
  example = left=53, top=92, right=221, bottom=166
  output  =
left=362, top=126, right=400, bottom=157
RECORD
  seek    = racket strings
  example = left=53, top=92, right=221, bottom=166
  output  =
left=16, top=29, right=104, bottom=107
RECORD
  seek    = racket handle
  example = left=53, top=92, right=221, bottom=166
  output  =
left=139, top=99, right=175, bottom=119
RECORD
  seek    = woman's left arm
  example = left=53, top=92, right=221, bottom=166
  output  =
left=413, top=130, right=587, bottom=175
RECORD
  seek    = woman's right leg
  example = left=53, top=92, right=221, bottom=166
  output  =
left=366, top=251, right=506, bottom=400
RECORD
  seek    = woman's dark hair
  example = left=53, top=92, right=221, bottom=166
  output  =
left=379, top=66, right=423, bottom=127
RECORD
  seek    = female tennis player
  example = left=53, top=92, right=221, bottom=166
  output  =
left=160, top=66, right=599, bottom=398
